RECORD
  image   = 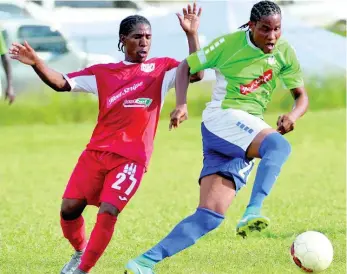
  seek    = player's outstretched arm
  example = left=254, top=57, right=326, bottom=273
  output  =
left=1, top=53, right=15, bottom=104
left=9, top=41, right=70, bottom=92
left=277, top=87, right=309, bottom=135
left=169, top=59, right=190, bottom=130
left=176, top=2, right=204, bottom=82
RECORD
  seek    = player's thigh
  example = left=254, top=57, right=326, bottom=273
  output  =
left=246, top=128, right=277, bottom=158
left=102, top=160, right=145, bottom=213
left=199, top=174, right=236, bottom=215
left=199, top=150, right=254, bottom=197
left=63, top=150, right=105, bottom=204
left=202, top=108, right=272, bottom=159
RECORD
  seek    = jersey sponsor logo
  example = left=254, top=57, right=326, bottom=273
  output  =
left=240, top=69, right=273, bottom=95
left=141, top=63, right=155, bottom=73
left=107, top=81, right=143, bottom=108
left=123, top=98, right=153, bottom=108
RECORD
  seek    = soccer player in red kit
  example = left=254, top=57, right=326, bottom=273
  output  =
left=9, top=3, right=203, bottom=274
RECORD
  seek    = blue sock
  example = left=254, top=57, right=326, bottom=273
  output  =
left=139, top=208, right=224, bottom=265
left=246, top=132, right=291, bottom=213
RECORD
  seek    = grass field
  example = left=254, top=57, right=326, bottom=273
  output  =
left=0, top=109, right=345, bottom=274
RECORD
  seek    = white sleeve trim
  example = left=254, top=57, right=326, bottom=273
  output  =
left=160, top=67, right=177, bottom=110
left=63, top=74, right=98, bottom=95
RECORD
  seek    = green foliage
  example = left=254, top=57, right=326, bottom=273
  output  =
left=0, top=75, right=345, bottom=125
left=326, top=20, right=347, bottom=37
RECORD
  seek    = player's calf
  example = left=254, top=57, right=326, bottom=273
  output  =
left=247, top=132, right=291, bottom=209
left=125, top=207, right=224, bottom=272
left=77, top=203, right=118, bottom=273
left=238, top=132, right=291, bottom=237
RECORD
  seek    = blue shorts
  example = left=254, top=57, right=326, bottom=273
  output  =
left=199, top=122, right=255, bottom=192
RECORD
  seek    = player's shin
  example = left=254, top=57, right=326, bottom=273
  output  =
left=135, top=208, right=224, bottom=267
left=246, top=132, right=291, bottom=212
left=78, top=213, right=117, bottom=273
left=60, top=214, right=87, bottom=251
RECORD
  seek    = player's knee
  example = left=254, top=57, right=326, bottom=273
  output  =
left=99, top=202, right=120, bottom=217
left=196, top=207, right=224, bottom=231
left=60, top=199, right=86, bottom=220
left=260, top=132, right=291, bottom=159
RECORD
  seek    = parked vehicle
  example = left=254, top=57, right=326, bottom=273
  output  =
left=0, top=18, right=115, bottom=94
left=0, top=0, right=51, bottom=22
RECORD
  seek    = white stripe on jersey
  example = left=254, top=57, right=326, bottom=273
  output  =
left=63, top=74, right=98, bottom=95
left=160, top=67, right=177, bottom=110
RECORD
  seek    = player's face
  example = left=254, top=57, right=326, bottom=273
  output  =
left=249, top=14, right=282, bottom=54
left=122, top=23, right=152, bottom=63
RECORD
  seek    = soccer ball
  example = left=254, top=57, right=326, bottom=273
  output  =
left=290, top=231, right=333, bottom=273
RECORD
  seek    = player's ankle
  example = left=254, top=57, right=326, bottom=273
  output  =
left=244, top=206, right=261, bottom=216
left=136, top=254, right=157, bottom=268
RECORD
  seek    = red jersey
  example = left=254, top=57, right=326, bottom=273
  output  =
left=65, top=57, right=180, bottom=168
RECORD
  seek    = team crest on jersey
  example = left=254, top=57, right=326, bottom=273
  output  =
left=141, top=63, right=155, bottom=73
left=240, top=69, right=273, bottom=95
left=123, top=98, right=153, bottom=108
left=267, top=56, right=276, bottom=65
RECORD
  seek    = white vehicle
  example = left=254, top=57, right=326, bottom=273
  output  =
left=0, top=18, right=115, bottom=94
left=0, top=0, right=52, bottom=22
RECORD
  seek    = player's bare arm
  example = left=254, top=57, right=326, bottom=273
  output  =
left=9, top=41, right=70, bottom=92
left=169, top=59, right=191, bottom=130
left=1, top=53, right=15, bottom=104
left=177, top=2, right=204, bottom=82
left=277, top=86, right=309, bottom=135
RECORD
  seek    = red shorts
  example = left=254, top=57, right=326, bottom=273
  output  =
left=63, top=150, right=145, bottom=212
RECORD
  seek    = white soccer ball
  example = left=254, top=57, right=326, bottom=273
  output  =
left=290, top=231, right=333, bottom=273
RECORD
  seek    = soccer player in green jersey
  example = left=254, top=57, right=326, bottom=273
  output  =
left=125, top=1, right=308, bottom=273
left=0, top=31, right=14, bottom=104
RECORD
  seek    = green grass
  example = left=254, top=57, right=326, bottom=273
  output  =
left=0, top=109, right=345, bottom=273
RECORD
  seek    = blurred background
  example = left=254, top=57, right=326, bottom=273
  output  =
left=0, top=3, right=345, bottom=273
left=0, top=0, right=345, bottom=123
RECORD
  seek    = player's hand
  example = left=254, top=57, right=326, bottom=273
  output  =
left=176, top=2, right=202, bottom=35
left=9, top=41, right=39, bottom=66
left=169, top=104, right=188, bottom=130
left=4, top=85, right=15, bottom=105
left=277, top=113, right=295, bottom=135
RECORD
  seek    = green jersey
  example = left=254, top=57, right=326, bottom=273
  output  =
left=187, top=31, right=304, bottom=118
left=0, top=31, right=7, bottom=55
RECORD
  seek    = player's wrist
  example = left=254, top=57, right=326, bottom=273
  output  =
left=31, top=57, right=43, bottom=67
left=287, top=112, right=299, bottom=122
left=185, top=31, right=198, bottom=38
left=176, top=103, right=187, bottom=110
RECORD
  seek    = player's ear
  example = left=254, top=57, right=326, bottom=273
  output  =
left=248, top=21, right=255, bottom=32
left=120, top=34, right=126, bottom=47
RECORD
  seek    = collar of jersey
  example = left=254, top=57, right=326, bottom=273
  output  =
left=246, top=31, right=262, bottom=52
left=123, top=60, right=140, bottom=65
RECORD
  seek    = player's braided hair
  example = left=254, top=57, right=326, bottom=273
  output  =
left=118, top=15, right=151, bottom=52
left=239, top=1, right=281, bottom=29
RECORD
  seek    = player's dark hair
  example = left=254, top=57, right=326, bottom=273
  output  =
left=118, top=15, right=151, bottom=52
left=239, top=1, right=281, bottom=29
